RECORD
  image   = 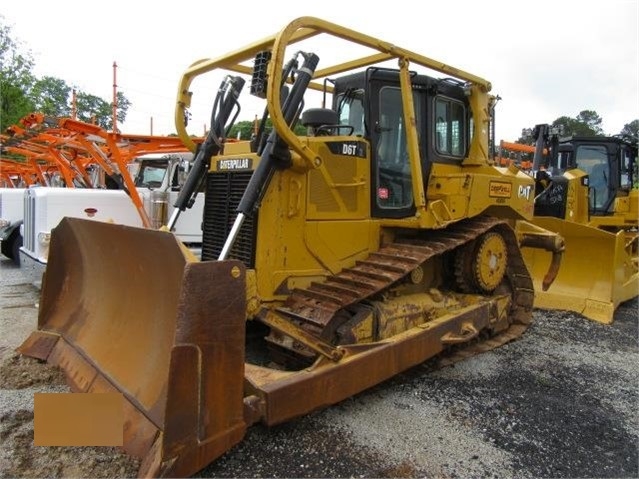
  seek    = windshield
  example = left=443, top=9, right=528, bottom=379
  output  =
left=135, top=161, right=168, bottom=188
left=337, top=89, right=365, bottom=136
left=576, top=145, right=609, bottom=209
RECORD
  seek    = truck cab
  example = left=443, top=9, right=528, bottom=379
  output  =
left=0, top=188, right=26, bottom=264
left=19, top=152, right=203, bottom=270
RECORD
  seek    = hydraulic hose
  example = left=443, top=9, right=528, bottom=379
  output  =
left=167, top=75, right=245, bottom=231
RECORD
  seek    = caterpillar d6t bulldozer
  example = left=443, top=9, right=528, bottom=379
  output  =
left=18, top=17, right=564, bottom=478
left=521, top=125, right=638, bottom=323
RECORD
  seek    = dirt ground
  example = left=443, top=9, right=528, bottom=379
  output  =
left=0, top=256, right=637, bottom=478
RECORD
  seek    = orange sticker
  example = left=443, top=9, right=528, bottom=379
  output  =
left=489, top=181, right=512, bottom=198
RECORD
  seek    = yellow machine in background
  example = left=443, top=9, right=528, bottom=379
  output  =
left=521, top=125, right=638, bottom=323
left=19, top=18, right=563, bottom=477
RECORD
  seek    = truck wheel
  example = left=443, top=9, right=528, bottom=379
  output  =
left=1, top=231, right=23, bottom=266
left=11, top=232, right=22, bottom=266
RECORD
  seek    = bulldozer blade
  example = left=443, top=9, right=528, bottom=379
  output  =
left=18, top=217, right=248, bottom=477
left=520, top=217, right=638, bottom=324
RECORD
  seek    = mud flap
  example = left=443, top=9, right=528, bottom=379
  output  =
left=520, top=217, right=638, bottom=323
left=18, top=217, right=247, bottom=477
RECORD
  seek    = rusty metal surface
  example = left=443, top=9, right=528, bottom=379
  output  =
left=273, top=216, right=533, bottom=351
left=18, top=215, right=536, bottom=478
left=251, top=216, right=535, bottom=425
left=16, top=330, right=58, bottom=361
left=31, top=218, right=187, bottom=423
left=152, top=261, right=247, bottom=477
left=19, top=218, right=248, bottom=478
left=246, top=301, right=493, bottom=426
left=282, top=216, right=520, bottom=323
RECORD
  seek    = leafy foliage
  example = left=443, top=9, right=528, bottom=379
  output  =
left=30, top=76, right=71, bottom=117
left=228, top=118, right=306, bottom=140
left=551, top=110, right=604, bottom=138
left=620, top=120, right=639, bottom=141
left=0, top=15, right=130, bottom=133
left=518, top=110, right=638, bottom=143
left=1, top=82, right=34, bottom=131
left=227, top=120, right=256, bottom=140
left=0, top=18, right=35, bottom=130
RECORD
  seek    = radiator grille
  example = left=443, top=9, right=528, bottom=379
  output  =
left=23, top=190, right=35, bottom=252
left=201, top=171, right=256, bottom=267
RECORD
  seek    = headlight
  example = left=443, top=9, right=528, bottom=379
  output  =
left=38, top=232, right=51, bottom=245
left=0, top=219, right=9, bottom=229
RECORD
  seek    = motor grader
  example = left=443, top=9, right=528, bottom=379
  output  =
left=521, top=124, right=638, bottom=323
left=18, top=17, right=564, bottom=478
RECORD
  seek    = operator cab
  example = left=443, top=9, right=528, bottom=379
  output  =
left=134, top=153, right=195, bottom=191
left=329, top=69, right=472, bottom=219
left=556, top=137, right=637, bottom=215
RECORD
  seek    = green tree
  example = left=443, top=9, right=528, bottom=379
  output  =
left=114, top=91, right=131, bottom=127
left=228, top=120, right=257, bottom=140
left=31, top=76, right=71, bottom=117
left=575, top=110, right=604, bottom=135
left=75, top=91, right=111, bottom=128
left=550, top=110, right=605, bottom=138
left=0, top=16, right=35, bottom=132
left=72, top=90, right=131, bottom=131
left=1, top=16, right=131, bottom=133
left=620, top=119, right=639, bottom=140
left=228, top=117, right=306, bottom=140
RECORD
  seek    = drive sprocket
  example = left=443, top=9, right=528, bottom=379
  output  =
left=454, top=231, right=508, bottom=294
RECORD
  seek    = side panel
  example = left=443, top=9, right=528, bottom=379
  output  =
left=22, top=188, right=143, bottom=263
left=0, top=188, right=26, bottom=227
left=21, top=187, right=204, bottom=264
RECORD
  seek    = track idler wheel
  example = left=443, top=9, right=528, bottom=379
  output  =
left=454, top=231, right=508, bottom=294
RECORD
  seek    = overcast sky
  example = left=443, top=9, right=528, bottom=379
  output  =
left=3, top=0, right=638, bottom=142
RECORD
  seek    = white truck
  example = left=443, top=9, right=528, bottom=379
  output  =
left=18, top=153, right=204, bottom=272
left=0, top=188, right=26, bottom=264
left=0, top=165, right=103, bottom=265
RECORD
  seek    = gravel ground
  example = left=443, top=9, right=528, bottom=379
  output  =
left=0, top=255, right=637, bottom=478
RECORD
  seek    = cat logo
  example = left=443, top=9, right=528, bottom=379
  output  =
left=518, top=185, right=533, bottom=200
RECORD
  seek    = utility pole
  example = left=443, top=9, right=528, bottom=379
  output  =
left=112, top=61, right=118, bottom=133
left=71, top=89, right=77, bottom=119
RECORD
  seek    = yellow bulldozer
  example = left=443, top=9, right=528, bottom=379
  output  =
left=18, top=17, right=565, bottom=477
left=521, top=124, right=638, bottom=323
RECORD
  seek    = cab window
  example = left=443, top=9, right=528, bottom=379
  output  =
left=375, top=86, right=417, bottom=210
left=337, top=89, right=365, bottom=136
left=434, top=98, right=466, bottom=157
left=135, top=164, right=167, bottom=188
left=621, top=147, right=635, bottom=188
left=576, top=145, right=609, bottom=209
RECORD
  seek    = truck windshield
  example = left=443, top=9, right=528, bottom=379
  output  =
left=135, top=162, right=168, bottom=188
